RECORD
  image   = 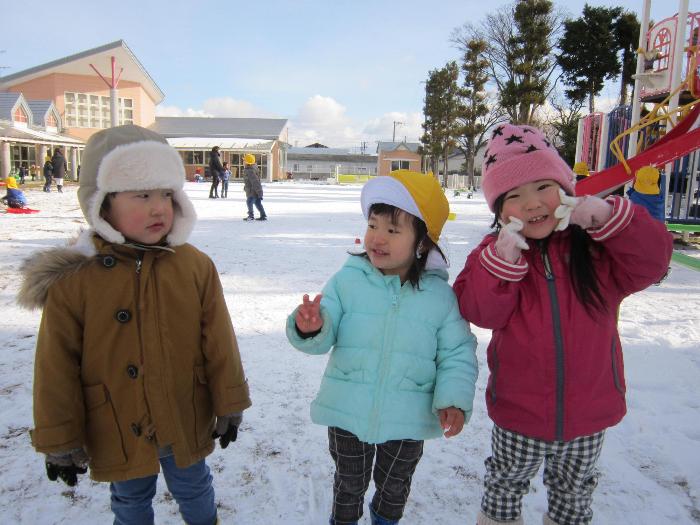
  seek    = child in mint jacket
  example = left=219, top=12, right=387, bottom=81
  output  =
left=286, top=170, right=478, bottom=525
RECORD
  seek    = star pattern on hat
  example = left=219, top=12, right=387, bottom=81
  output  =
left=543, top=138, right=551, bottom=148
left=522, top=128, right=534, bottom=134
left=526, top=144, right=539, bottom=153
left=485, top=153, right=497, bottom=167
left=492, top=125, right=505, bottom=138
left=505, top=134, right=524, bottom=145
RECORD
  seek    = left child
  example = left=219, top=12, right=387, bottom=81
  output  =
left=18, top=125, right=252, bottom=525
left=286, top=170, right=478, bottom=525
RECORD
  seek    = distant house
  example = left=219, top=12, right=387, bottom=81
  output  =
left=376, top=141, right=422, bottom=176
left=150, top=117, right=288, bottom=182
left=287, top=147, right=377, bottom=180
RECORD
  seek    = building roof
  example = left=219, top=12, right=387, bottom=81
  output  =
left=151, top=117, right=288, bottom=140
left=376, top=141, right=421, bottom=153
left=0, top=121, right=84, bottom=145
left=26, top=100, right=55, bottom=123
left=0, top=92, right=23, bottom=121
left=288, top=146, right=376, bottom=163
left=166, top=137, right=275, bottom=152
left=0, top=40, right=165, bottom=104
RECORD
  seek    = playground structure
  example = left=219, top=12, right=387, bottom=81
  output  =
left=574, top=0, right=700, bottom=232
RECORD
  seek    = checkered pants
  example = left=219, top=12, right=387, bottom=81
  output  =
left=481, top=425, right=605, bottom=525
left=328, top=426, right=424, bottom=524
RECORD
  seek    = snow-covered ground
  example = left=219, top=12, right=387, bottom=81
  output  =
left=1, top=181, right=699, bottom=524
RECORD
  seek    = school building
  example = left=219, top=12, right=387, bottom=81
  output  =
left=0, top=40, right=288, bottom=181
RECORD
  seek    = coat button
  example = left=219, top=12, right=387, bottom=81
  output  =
left=131, top=423, right=141, bottom=436
left=115, top=310, right=131, bottom=323
left=102, top=256, right=116, bottom=268
left=126, top=365, right=138, bottom=379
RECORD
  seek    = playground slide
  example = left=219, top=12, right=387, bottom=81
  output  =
left=576, top=103, right=700, bottom=196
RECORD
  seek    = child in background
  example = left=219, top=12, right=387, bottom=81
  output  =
left=2, top=176, right=28, bottom=208
left=18, top=125, right=251, bottom=525
left=221, top=161, right=231, bottom=198
left=453, top=124, right=672, bottom=525
left=287, top=170, right=478, bottom=525
left=43, top=154, right=53, bottom=192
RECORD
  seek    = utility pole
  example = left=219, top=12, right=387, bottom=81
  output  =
left=392, top=121, right=404, bottom=142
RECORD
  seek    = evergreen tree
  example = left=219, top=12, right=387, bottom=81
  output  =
left=613, top=11, right=641, bottom=105
left=548, top=95, right=584, bottom=166
left=557, top=5, right=622, bottom=112
left=421, top=62, right=461, bottom=185
left=452, top=0, right=560, bottom=125
left=456, top=38, right=505, bottom=187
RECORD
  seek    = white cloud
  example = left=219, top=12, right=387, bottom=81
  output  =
left=156, top=97, right=277, bottom=119
left=155, top=105, right=212, bottom=117
left=202, top=97, right=277, bottom=118
left=157, top=94, right=428, bottom=150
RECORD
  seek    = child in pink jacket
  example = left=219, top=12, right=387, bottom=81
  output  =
left=453, top=123, right=672, bottom=525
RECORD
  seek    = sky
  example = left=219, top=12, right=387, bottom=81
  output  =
left=2, top=0, right=698, bottom=148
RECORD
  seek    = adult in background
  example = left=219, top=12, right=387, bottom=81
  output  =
left=43, top=154, right=53, bottom=192
left=51, top=147, right=68, bottom=193
left=242, top=154, right=266, bottom=221
left=208, top=146, right=223, bottom=198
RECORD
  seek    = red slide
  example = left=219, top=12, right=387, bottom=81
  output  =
left=576, top=103, right=700, bottom=196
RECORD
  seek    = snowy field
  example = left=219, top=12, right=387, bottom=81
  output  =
left=1, top=181, right=699, bottom=524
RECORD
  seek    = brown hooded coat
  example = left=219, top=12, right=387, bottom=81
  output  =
left=18, top=233, right=251, bottom=482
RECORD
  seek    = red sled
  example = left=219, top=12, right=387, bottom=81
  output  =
left=5, top=207, right=40, bottom=214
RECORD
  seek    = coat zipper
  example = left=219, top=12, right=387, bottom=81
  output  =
left=542, top=246, right=565, bottom=441
left=368, top=290, right=400, bottom=441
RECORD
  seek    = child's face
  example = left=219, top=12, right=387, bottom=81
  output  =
left=104, top=189, right=174, bottom=245
left=364, top=210, right=417, bottom=281
left=500, top=179, right=562, bottom=239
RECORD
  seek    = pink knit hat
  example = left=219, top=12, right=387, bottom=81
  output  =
left=482, top=123, right=575, bottom=211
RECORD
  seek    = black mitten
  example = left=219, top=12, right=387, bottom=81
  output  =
left=212, top=412, right=243, bottom=449
left=45, top=448, right=89, bottom=486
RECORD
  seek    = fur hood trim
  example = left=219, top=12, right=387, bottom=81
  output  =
left=16, top=230, right=97, bottom=310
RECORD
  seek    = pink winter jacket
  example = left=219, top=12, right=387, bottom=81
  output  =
left=453, top=198, right=672, bottom=441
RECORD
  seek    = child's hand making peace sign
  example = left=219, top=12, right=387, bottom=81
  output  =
left=295, top=293, right=324, bottom=334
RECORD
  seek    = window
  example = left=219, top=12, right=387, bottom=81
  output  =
left=307, top=165, right=313, bottom=172
left=293, top=163, right=299, bottom=171
left=390, top=160, right=410, bottom=171
left=64, top=91, right=134, bottom=128
left=46, top=113, right=57, bottom=127
left=653, top=28, right=672, bottom=71
left=13, top=107, right=28, bottom=123
left=185, top=151, right=204, bottom=165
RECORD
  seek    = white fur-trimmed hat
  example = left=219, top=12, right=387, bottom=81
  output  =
left=77, top=124, right=196, bottom=245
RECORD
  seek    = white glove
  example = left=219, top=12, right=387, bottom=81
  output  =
left=554, top=189, right=581, bottom=231
left=495, top=217, right=529, bottom=263
left=569, top=195, right=614, bottom=230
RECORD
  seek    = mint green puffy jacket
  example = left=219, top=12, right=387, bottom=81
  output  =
left=286, top=255, right=478, bottom=444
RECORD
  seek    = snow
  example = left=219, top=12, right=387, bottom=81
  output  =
left=1, top=181, right=699, bottom=524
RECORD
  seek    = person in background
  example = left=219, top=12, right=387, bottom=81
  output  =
left=51, top=147, right=67, bottom=193
left=208, top=146, right=223, bottom=199
left=242, top=154, right=267, bottom=220
left=17, top=125, right=251, bottom=525
left=2, top=176, right=28, bottom=208
left=18, top=164, right=27, bottom=185
left=287, top=170, right=478, bottom=525
left=221, top=162, right=231, bottom=198
left=43, top=154, right=53, bottom=192
left=453, top=123, right=673, bottom=525
left=572, top=161, right=589, bottom=182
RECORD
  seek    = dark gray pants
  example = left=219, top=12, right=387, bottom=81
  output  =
left=328, top=426, right=423, bottom=524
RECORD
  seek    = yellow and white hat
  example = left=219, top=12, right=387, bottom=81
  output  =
left=360, top=169, right=449, bottom=244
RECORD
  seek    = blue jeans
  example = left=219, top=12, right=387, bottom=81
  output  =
left=110, top=456, right=216, bottom=525
left=246, top=196, right=266, bottom=218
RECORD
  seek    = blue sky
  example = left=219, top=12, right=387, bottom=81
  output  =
left=2, top=0, right=694, bottom=148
